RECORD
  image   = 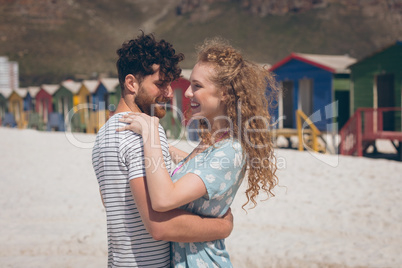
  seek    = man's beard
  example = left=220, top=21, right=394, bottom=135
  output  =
left=135, top=86, right=168, bottom=119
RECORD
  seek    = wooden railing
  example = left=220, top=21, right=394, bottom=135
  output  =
left=296, top=109, right=323, bottom=152
left=340, top=107, right=402, bottom=156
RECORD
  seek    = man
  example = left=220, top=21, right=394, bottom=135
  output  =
left=92, top=33, right=233, bottom=267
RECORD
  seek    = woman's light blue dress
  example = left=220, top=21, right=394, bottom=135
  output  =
left=171, top=139, right=246, bottom=268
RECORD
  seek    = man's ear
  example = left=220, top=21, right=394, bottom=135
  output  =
left=125, top=74, right=139, bottom=95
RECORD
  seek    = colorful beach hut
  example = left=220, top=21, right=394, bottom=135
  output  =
left=23, top=87, right=40, bottom=112
left=87, top=78, right=120, bottom=133
left=47, top=80, right=78, bottom=131
left=0, top=88, right=12, bottom=126
left=18, top=86, right=41, bottom=129
left=173, top=71, right=191, bottom=117
left=74, top=80, right=98, bottom=132
left=270, top=53, right=356, bottom=131
left=59, top=80, right=81, bottom=131
left=348, top=41, right=402, bottom=131
left=339, top=41, right=402, bottom=158
left=0, top=90, right=7, bottom=124
left=8, top=88, right=25, bottom=128
left=100, top=78, right=121, bottom=111
left=36, top=84, right=57, bottom=126
left=160, top=75, right=191, bottom=139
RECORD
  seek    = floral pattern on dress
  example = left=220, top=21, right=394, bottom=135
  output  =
left=171, top=139, right=246, bottom=268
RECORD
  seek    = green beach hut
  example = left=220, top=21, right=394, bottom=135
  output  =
left=0, top=90, right=7, bottom=123
left=349, top=41, right=402, bottom=131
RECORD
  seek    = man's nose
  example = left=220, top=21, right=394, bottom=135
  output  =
left=164, top=84, right=173, bottom=99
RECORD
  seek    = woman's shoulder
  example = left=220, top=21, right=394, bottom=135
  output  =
left=218, top=138, right=242, bottom=151
left=206, top=138, right=242, bottom=158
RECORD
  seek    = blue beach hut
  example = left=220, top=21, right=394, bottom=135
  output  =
left=18, top=87, right=41, bottom=129
left=270, top=53, right=356, bottom=131
left=88, top=78, right=119, bottom=133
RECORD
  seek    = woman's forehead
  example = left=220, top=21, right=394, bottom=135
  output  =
left=191, top=62, right=216, bottom=81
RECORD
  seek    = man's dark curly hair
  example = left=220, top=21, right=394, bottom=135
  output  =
left=116, top=32, right=184, bottom=91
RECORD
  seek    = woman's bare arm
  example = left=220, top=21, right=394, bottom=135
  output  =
left=169, top=144, right=189, bottom=164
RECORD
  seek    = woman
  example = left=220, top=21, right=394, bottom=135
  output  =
left=118, top=38, right=279, bottom=267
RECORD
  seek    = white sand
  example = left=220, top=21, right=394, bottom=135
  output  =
left=1, top=127, right=401, bottom=268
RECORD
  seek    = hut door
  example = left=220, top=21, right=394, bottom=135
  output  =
left=13, top=101, right=21, bottom=122
left=38, top=100, right=43, bottom=117
left=44, top=100, right=48, bottom=123
left=59, top=97, right=68, bottom=118
left=0, top=102, right=4, bottom=118
left=85, top=95, right=90, bottom=125
left=298, top=79, right=313, bottom=117
left=376, top=74, right=395, bottom=131
left=281, top=81, right=294, bottom=128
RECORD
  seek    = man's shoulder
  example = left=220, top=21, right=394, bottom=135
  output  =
left=94, top=112, right=143, bottom=148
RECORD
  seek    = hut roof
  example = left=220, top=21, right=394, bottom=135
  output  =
left=27, top=86, right=40, bottom=97
left=0, top=88, right=13, bottom=98
left=41, top=84, right=60, bottom=95
left=14, top=88, right=28, bottom=98
left=82, top=80, right=99, bottom=94
left=270, top=52, right=357, bottom=73
left=348, top=40, right=402, bottom=68
left=99, top=78, right=119, bottom=93
left=61, top=80, right=81, bottom=94
left=180, top=69, right=192, bottom=80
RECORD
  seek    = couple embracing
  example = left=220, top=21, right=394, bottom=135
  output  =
left=92, top=32, right=278, bottom=268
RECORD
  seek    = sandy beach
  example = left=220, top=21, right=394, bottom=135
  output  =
left=0, top=127, right=401, bottom=268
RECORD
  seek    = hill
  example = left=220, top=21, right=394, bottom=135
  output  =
left=0, top=0, right=401, bottom=86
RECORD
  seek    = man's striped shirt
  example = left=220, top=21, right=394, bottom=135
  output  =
left=92, top=112, right=172, bottom=267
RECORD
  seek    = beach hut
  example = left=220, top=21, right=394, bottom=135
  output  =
left=87, top=78, right=120, bottom=133
left=60, top=80, right=81, bottom=131
left=0, top=88, right=12, bottom=126
left=270, top=53, right=356, bottom=131
left=99, top=78, right=121, bottom=111
left=160, top=76, right=191, bottom=139
left=169, top=70, right=200, bottom=140
left=17, top=86, right=41, bottom=129
left=8, top=88, right=25, bottom=128
left=339, top=41, right=402, bottom=158
left=36, top=84, right=57, bottom=127
left=348, top=41, right=402, bottom=131
left=47, top=80, right=78, bottom=131
left=173, top=71, right=191, bottom=117
left=0, top=90, right=7, bottom=124
left=23, top=87, right=40, bottom=112
left=73, top=80, right=98, bottom=132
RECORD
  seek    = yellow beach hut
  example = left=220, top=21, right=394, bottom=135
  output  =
left=74, top=80, right=98, bottom=133
left=9, top=88, right=25, bottom=128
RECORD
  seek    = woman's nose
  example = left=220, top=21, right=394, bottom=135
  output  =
left=184, top=85, right=192, bottom=98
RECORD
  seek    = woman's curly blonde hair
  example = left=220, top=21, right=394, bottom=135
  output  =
left=196, top=37, right=279, bottom=209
